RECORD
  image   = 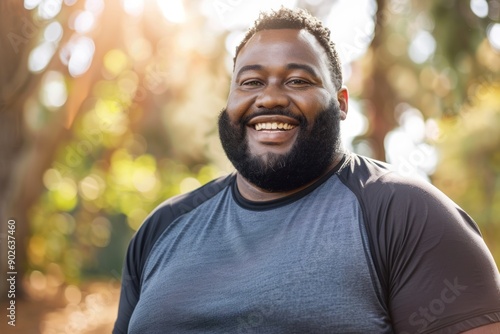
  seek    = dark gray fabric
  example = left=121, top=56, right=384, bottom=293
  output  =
left=113, top=153, right=500, bottom=334
left=337, top=154, right=500, bottom=333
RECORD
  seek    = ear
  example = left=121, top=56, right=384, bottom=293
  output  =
left=337, top=87, right=349, bottom=120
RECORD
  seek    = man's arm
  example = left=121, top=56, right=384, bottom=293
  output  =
left=113, top=237, right=141, bottom=333
left=463, top=322, right=500, bottom=334
left=352, top=168, right=500, bottom=333
left=378, top=178, right=500, bottom=333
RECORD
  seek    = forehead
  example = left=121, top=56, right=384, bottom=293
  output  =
left=234, top=29, right=330, bottom=76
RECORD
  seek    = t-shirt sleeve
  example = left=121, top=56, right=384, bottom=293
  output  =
left=362, top=174, right=500, bottom=333
left=112, top=210, right=160, bottom=334
left=112, top=235, right=140, bottom=334
left=112, top=203, right=175, bottom=333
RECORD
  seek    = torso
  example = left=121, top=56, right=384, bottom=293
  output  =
left=129, top=169, right=391, bottom=333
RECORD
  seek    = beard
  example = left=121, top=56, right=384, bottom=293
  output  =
left=218, top=100, right=343, bottom=193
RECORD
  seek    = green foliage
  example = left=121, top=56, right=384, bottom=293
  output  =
left=19, top=0, right=232, bottom=285
left=30, top=135, right=223, bottom=282
left=433, top=83, right=500, bottom=263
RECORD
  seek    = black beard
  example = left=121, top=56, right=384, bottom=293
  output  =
left=218, top=100, right=342, bottom=192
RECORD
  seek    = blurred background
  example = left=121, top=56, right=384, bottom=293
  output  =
left=0, top=0, right=499, bottom=332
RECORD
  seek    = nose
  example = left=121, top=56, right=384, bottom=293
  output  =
left=255, top=83, right=290, bottom=109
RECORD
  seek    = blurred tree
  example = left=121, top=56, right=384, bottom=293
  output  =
left=355, top=0, right=500, bottom=161
left=426, top=0, right=500, bottom=261
left=433, top=83, right=500, bottom=262
left=356, top=0, right=399, bottom=160
left=0, top=0, right=46, bottom=300
left=1, top=0, right=230, bottom=300
left=1, top=0, right=132, bottom=300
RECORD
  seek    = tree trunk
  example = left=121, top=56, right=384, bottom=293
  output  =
left=359, top=0, right=398, bottom=161
left=0, top=0, right=38, bottom=301
left=0, top=0, right=121, bottom=301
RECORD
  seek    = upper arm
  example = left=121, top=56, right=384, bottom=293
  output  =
left=112, top=236, right=142, bottom=334
left=364, top=177, right=500, bottom=333
left=112, top=211, right=162, bottom=333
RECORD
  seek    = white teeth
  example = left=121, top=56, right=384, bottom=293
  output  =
left=254, top=122, right=296, bottom=131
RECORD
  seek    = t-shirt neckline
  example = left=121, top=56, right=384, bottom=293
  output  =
left=231, top=154, right=348, bottom=211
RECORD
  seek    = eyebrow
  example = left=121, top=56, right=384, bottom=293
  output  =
left=235, top=63, right=319, bottom=80
left=286, top=63, right=319, bottom=78
left=235, top=64, right=263, bottom=80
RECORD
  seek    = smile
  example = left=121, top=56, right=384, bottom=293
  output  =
left=247, top=114, right=301, bottom=133
left=254, top=122, right=297, bottom=131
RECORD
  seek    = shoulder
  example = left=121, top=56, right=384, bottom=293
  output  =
left=337, top=153, right=482, bottom=261
left=127, top=173, right=234, bottom=279
left=135, top=173, right=235, bottom=244
left=338, top=153, right=469, bottom=225
left=338, top=152, right=432, bottom=193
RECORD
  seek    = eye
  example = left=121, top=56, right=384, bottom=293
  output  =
left=287, top=78, right=311, bottom=86
left=241, top=80, right=263, bottom=86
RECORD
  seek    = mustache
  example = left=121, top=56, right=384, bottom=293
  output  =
left=240, top=108, right=307, bottom=126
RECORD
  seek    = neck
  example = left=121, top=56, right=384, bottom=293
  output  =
left=236, top=153, right=344, bottom=202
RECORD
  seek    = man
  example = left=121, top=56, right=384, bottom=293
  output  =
left=114, top=8, right=500, bottom=333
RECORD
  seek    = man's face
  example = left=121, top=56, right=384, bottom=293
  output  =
left=219, top=29, right=348, bottom=192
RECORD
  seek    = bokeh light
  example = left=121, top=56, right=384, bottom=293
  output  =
left=385, top=106, right=438, bottom=181
left=179, top=177, right=202, bottom=194
left=157, top=0, right=186, bottom=23
left=28, top=42, right=57, bottom=73
left=487, top=23, right=500, bottom=51
left=38, top=0, right=63, bottom=20
left=44, top=21, right=64, bottom=42
left=65, top=285, right=82, bottom=304
left=326, top=0, right=376, bottom=65
left=24, top=0, right=42, bottom=10
left=68, top=36, right=96, bottom=77
left=470, top=0, right=489, bottom=18
left=41, top=71, right=68, bottom=109
left=122, top=0, right=144, bottom=16
left=408, top=30, right=436, bottom=64
left=85, top=0, right=104, bottom=14
left=73, top=10, right=96, bottom=33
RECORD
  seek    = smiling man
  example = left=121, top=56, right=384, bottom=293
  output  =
left=114, top=8, right=500, bottom=334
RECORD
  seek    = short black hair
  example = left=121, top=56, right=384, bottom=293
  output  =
left=234, top=7, right=343, bottom=90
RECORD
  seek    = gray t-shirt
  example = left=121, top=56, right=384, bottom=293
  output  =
left=114, top=153, right=500, bottom=333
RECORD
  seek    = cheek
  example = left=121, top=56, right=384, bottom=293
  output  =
left=226, top=91, right=253, bottom=121
left=296, top=94, right=331, bottom=121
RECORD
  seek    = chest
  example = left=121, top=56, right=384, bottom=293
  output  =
left=130, top=193, right=391, bottom=333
